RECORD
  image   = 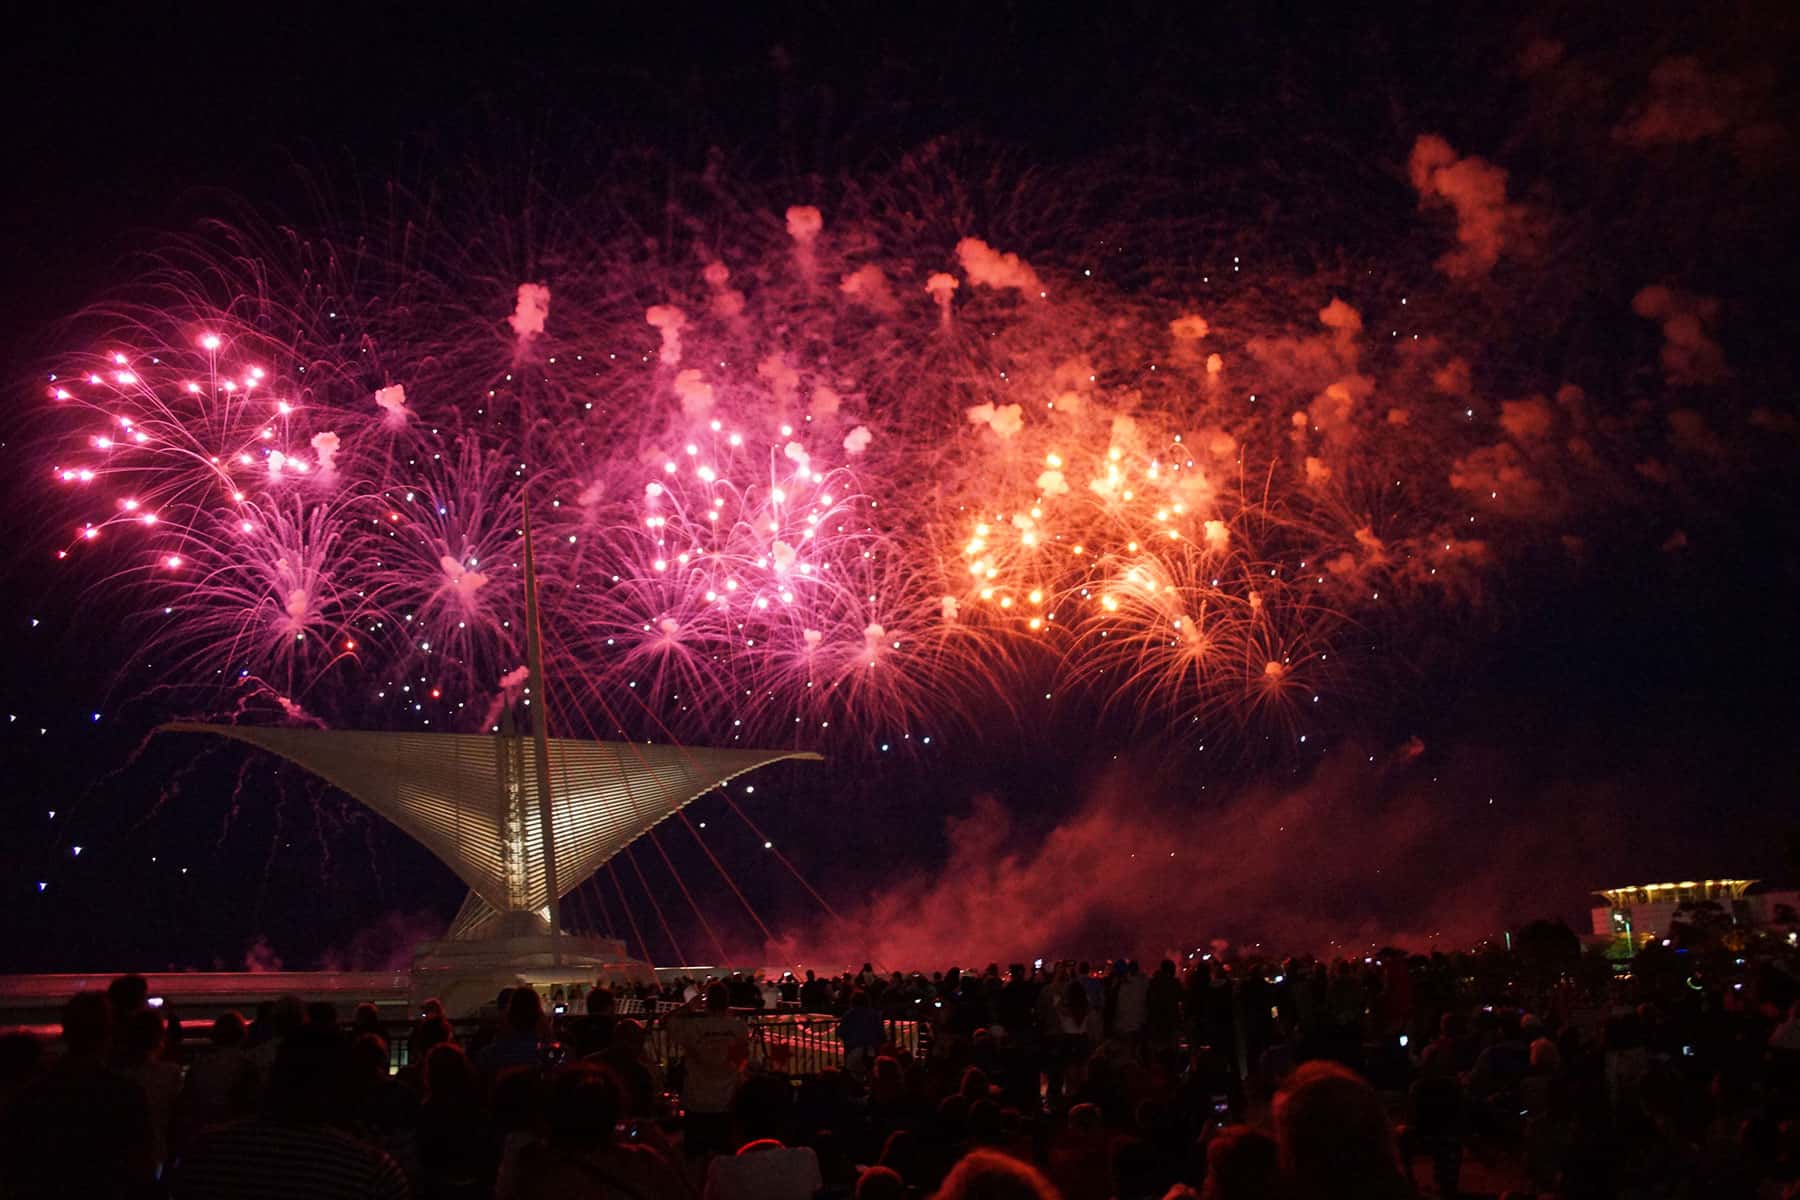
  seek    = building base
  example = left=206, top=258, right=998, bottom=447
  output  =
left=410, top=932, right=654, bottom=1016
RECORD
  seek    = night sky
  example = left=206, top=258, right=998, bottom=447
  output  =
left=2, top=2, right=1797, bottom=974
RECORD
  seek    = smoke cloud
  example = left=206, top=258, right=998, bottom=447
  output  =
left=508, top=282, right=550, bottom=341
left=674, top=369, right=715, bottom=417
left=645, top=305, right=687, bottom=367
left=1631, top=285, right=1726, bottom=385
left=771, top=744, right=1634, bottom=969
left=374, top=384, right=408, bottom=426
left=956, top=237, right=1044, bottom=295
left=1408, top=135, right=1532, bottom=280
left=966, top=401, right=1025, bottom=439
left=310, top=430, right=341, bottom=473
left=839, top=264, right=897, bottom=315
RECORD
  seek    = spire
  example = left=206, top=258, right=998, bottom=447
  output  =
left=521, top=495, right=561, bottom=960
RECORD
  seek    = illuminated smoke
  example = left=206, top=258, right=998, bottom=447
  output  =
left=757, top=355, right=801, bottom=410
left=439, top=554, right=490, bottom=601
left=310, top=430, right=341, bottom=473
left=966, top=401, right=1024, bottom=438
left=1631, top=285, right=1726, bottom=385
left=925, top=272, right=959, bottom=325
left=702, top=261, right=746, bottom=319
left=843, top=425, right=873, bottom=455
left=673, top=369, right=715, bottom=418
left=1618, top=58, right=1737, bottom=146
left=508, top=282, right=550, bottom=341
left=955, top=237, right=1043, bottom=295
left=1170, top=314, right=1209, bottom=340
left=374, top=384, right=408, bottom=426
left=786, top=205, right=823, bottom=279
left=645, top=304, right=687, bottom=366
left=1408, top=135, right=1531, bottom=279
left=839, top=264, right=896, bottom=314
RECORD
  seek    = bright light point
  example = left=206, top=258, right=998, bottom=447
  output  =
left=164, top=555, right=182, bottom=568
left=200, top=334, right=221, bottom=350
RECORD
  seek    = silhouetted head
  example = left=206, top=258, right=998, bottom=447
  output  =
left=265, top=1026, right=348, bottom=1124
left=506, top=986, right=543, bottom=1034
left=706, top=982, right=731, bottom=1013
left=424, top=1042, right=478, bottom=1102
left=106, top=974, right=149, bottom=1020
left=934, top=1149, right=1060, bottom=1200
left=210, top=1011, right=247, bottom=1047
left=352, top=1002, right=383, bottom=1034
left=1274, top=1061, right=1408, bottom=1199
left=1203, top=1124, right=1279, bottom=1200
left=856, top=1165, right=905, bottom=1200
left=544, top=1063, right=622, bottom=1147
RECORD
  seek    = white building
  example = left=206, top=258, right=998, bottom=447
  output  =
left=1590, top=878, right=1800, bottom=942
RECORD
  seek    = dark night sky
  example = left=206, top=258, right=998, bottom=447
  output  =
left=2, top=2, right=1797, bottom=973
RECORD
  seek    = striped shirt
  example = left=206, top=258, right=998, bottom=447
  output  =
left=173, top=1118, right=410, bottom=1199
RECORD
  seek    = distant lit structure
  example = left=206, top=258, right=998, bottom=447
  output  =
left=1591, top=879, right=1800, bottom=944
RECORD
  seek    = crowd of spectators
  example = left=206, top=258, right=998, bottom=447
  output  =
left=2, top=942, right=1799, bottom=1198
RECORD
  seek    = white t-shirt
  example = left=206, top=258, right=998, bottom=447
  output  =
left=704, top=1144, right=823, bottom=1200
left=672, top=1011, right=749, bottom=1114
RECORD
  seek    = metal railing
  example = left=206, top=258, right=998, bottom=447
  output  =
left=379, top=1009, right=926, bottom=1077
left=643, top=1011, right=924, bottom=1076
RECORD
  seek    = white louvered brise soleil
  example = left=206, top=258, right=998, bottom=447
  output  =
left=160, top=723, right=822, bottom=917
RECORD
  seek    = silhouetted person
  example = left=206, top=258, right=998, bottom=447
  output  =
left=178, top=1011, right=258, bottom=1149
left=352, top=1002, right=386, bottom=1040
left=2, top=991, right=153, bottom=1198
left=840, top=989, right=885, bottom=1077
left=173, top=1025, right=408, bottom=1199
left=415, top=1043, right=497, bottom=1199
left=514, top=1063, right=684, bottom=1200
left=672, top=983, right=749, bottom=1157
left=588, top=1017, right=659, bottom=1118
left=704, top=1072, right=823, bottom=1199
left=121, top=1007, right=185, bottom=1176
left=475, top=986, right=545, bottom=1077
left=1273, top=1060, right=1410, bottom=1200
